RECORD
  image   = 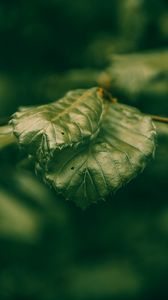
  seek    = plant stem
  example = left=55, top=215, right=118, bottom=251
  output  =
left=0, top=125, right=17, bottom=150
left=150, top=115, right=168, bottom=124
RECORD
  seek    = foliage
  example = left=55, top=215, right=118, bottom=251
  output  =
left=0, top=1, right=168, bottom=300
left=9, top=87, right=156, bottom=208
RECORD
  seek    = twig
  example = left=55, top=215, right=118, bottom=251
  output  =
left=150, top=115, right=168, bottom=124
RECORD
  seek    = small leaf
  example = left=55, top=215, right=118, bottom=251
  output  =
left=11, top=87, right=104, bottom=157
left=39, top=102, right=156, bottom=209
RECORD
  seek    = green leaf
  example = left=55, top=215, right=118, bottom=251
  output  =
left=11, top=87, right=104, bottom=157
left=103, top=51, right=168, bottom=114
left=38, top=102, right=156, bottom=209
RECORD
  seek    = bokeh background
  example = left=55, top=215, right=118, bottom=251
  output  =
left=0, top=1, right=168, bottom=299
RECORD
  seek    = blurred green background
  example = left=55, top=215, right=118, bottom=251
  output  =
left=0, top=1, right=168, bottom=299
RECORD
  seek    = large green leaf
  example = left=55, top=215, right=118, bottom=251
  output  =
left=11, top=87, right=104, bottom=157
left=38, top=102, right=156, bottom=209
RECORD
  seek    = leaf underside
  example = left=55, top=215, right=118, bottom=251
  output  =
left=38, top=101, right=156, bottom=209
